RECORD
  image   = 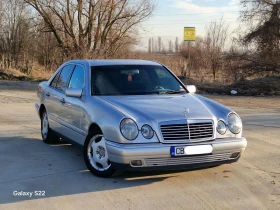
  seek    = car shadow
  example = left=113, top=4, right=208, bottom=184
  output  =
left=0, top=135, right=215, bottom=204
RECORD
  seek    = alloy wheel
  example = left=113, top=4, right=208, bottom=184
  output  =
left=42, top=112, right=49, bottom=140
left=87, top=134, right=111, bottom=171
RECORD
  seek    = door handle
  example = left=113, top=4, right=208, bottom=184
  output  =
left=60, top=98, right=65, bottom=104
left=46, top=92, right=50, bottom=97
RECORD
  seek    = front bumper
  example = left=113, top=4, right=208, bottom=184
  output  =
left=106, top=137, right=247, bottom=170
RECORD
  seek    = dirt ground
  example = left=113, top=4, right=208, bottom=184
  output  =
left=0, top=80, right=279, bottom=210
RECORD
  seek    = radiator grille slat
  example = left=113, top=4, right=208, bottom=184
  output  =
left=160, top=121, right=214, bottom=142
left=189, top=127, right=212, bottom=130
left=144, top=153, right=231, bottom=167
left=163, top=133, right=189, bottom=136
left=162, top=130, right=189, bottom=133
left=189, top=131, right=213, bottom=135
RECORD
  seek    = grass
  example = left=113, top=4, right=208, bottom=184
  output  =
left=0, top=67, right=52, bottom=82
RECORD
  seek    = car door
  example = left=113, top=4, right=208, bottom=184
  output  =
left=44, top=64, right=75, bottom=132
left=60, top=64, right=87, bottom=142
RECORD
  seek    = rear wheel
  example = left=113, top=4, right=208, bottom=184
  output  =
left=41, top=110, right=59, bottom=144
left=83, top=130, right=121, bottom=177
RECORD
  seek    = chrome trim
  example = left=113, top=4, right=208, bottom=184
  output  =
left=159, top=119, right=214, bottom=143
left=143, top=152, right=233, bottom=167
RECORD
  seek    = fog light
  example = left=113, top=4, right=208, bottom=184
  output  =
left=230, top=152, right=240, bottom=159
left=131, top=160, right=143, bottom=166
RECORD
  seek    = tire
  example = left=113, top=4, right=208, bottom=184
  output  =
left=41, top=110, right=59, bottom=144
left=83, top=130, right=121, bottom=178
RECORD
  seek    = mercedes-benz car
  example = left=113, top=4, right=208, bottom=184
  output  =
left=35, top=60, right=247, bottom=177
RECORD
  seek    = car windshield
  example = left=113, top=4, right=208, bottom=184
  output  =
left=91, top=65, right=186, bottom=95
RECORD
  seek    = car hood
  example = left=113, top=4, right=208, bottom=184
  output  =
left=99, top=94, right=230, bottom=123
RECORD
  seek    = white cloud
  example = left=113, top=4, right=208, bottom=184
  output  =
left=229, top=0, right=240, bottom=6
left=173, top=0, right=239, bottom=14
left=174, top=1, right=219, bottom=14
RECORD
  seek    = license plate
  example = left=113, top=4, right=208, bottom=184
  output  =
left=171, top=145, right=213, bottom=157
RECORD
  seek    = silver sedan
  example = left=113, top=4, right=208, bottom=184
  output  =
left=35, top=60, right=247, bottom=177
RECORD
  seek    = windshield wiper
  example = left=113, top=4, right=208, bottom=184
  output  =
left=159, top=89, right=187, bottom=94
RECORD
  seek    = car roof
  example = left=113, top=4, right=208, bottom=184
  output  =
left=67, top=59, right=162, bottom=67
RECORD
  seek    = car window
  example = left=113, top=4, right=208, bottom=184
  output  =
left=154, top=67, right=181, bottom=89
left=91, top=65, right=184, bottom=95
left=155, top=68, right=170, bottom=78
left=68, top=65, right=85, bottom=89
left=50, top=71, right=61, bottom=88
left=56, top=65, right=74, bottom=92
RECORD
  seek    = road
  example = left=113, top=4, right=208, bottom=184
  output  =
left=0, top=81, right=279, bottom=210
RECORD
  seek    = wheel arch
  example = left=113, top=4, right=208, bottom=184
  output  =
left=39, top=104, right=46, bottom=118
left=88, top=123, right=103, bottom=135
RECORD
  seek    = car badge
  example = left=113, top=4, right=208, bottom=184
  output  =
left=183, top=108, right=190, bottom=117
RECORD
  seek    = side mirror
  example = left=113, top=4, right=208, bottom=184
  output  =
left=65, top=88, right=82, bottom=98
left=185, top=85, right=196, bottom=94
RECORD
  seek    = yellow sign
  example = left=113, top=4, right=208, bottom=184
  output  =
left=184, top=27, right=196, bottom=41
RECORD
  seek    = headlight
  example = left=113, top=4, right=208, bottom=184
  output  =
left=217, top=120, right=227, bottom=135
left=141, top=125, right=154, bottom=139
left=228, top=113, right=242, bottom=134
left=120, top=118, right=138, bottom=140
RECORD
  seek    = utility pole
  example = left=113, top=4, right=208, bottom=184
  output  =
left=184, top=27, right=196, bottom=78
left=188, top=41, right=191, bottom=77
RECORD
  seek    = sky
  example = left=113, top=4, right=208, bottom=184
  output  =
left=138, top=0, right=241, bottom=50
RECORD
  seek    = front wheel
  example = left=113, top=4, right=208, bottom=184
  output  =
left=83, top=131, right=121, bottom=177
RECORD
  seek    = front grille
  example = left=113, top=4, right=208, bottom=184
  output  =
left=160, top=122, right=213, bottom=142
left=143, top=153, right=231, bottom=167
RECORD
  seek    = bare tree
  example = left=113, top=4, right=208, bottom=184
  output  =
left=168, top=40, right=173, bottom=53
left=161, top=40, right=166, bottom=54
left=152, top=37, right=158, bottom=52
left=0, top=0, right=33, bottom=70
left=23, top=0, right=155, bottom=58
left=239, top=0, right=280, bottom=75
left=175, top=37, right=179, bottom=53
left=158, top=36, right=161, bottom=52
left=148, top=37, right=151, bottom=53
left=180, top=36, right=210, bottom=78
left=205, top=17, right=229, bottom=79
